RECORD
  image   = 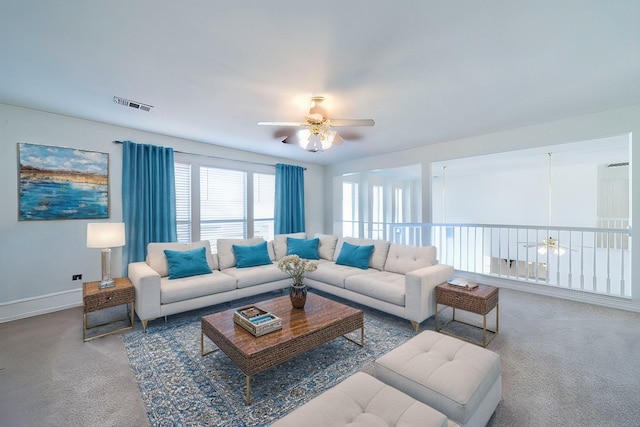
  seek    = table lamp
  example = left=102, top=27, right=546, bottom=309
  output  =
left=87, top=222, right=126, bottom=289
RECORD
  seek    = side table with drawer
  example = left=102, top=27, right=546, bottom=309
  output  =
left=434, top=282, right=499, bottom=347
left=83, top=277, right=135, bottom=341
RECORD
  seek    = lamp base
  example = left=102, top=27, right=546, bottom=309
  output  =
left=98, top=279, right=115, bottom=289
left=99, top=248, right=115, bottom=289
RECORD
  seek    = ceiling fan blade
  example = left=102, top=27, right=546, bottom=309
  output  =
left=336, top=131, right=363, bottom=141
left=329, top=119, right=375, bottom=127
left=520, top=243, right=542, bottom=248
left=258, top=121, right=306, bottom=127
left=332, top=134, right=344, bottom=145
left=272, top=129, right=300, bottom=145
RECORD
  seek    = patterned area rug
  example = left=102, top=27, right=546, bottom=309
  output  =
left=123, top=291, right=416, bottom=426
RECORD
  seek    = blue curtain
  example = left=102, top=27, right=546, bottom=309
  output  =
left=274, top=163, right=305, bottom=234
left=122, top=141, right=177, bottom=267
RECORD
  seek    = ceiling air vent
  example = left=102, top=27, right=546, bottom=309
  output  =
left=607, top=162, right=629, bottom=168
left=113, top=96, right=153, bottom=112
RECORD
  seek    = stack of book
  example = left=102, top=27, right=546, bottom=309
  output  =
left=447, top=278, right=479, bottom=289
left=233, top=305, right=282, bottom=336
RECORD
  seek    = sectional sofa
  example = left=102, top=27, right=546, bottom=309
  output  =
left=127, top=233, right=453, bottom=331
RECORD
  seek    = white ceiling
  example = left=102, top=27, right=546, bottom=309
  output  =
left=1, top=1, right=639, bottom=165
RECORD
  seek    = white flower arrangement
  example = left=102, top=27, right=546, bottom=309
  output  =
left=277, top=254, right=318, bottom=285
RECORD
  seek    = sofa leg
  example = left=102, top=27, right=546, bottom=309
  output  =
left=142, top=320, right=148, bottom=333
left=164, top=316, right=168, bottom=323
left=411, top=321, right=420, bottom=333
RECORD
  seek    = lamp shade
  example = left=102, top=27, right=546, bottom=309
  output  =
left=87, top=223, right=125, bottom=248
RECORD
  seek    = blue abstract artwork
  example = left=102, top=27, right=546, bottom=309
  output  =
left=18, top=143, right=109, bottom=220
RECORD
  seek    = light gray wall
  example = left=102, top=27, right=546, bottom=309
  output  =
left=0, top=104, right=325, bottom=321
left=326, top=104, right=640, bottom=311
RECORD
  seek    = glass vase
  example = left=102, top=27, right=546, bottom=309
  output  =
left=289, top=283, right=307, bottom=309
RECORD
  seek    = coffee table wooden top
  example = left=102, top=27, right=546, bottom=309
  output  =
left=201, top=293, right=364, bottom=376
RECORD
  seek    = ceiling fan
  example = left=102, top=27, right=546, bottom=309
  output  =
left=257, top=96, right=375, bottom=152
left=521, top=237, right=574, bottom=256
left=518, top=152, right=578, bottom=255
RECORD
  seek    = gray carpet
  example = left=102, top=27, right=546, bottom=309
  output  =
left=1, top=288, right=639, bottom=426
left=0, top=306, right=147, bottom=427
left=482, top=291, right=640, bottom=426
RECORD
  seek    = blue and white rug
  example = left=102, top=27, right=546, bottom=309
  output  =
left=123, top=291, right=416, bottom=426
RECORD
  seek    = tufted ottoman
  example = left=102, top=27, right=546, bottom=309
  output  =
left=271, top=372, right=460, bottom=427
left=374, top=331, right=501, bottom=427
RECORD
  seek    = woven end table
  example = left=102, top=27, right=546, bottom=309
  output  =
left=434, top=283, right=499, bottom=347
left=83, top=277, right=135, bottom=342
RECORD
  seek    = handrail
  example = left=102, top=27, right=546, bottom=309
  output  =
left=388, top=222, right=631, bottom=299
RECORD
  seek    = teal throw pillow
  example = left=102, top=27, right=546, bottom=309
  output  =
left=164, top=247, right=212, bottom=279
left=233, top=241, right=272, bottom=268
left=335, top=242, right=374, bottom=270
left=287, top=237, right=320, bottom=260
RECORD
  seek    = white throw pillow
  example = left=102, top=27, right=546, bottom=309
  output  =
left=273, top=232, right=306, bottom=260
left=315, top=234, right=338, bottom=261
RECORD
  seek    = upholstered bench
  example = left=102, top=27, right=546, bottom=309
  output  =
left=374, top=331, right=501, bottom=427
left=271, top=372, right=460, bottom=427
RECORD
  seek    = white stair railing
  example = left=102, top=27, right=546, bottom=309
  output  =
left=388, top=223, right=631, bottom=299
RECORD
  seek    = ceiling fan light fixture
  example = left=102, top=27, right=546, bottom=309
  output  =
left=537, top=238, right=566, bottom=256
left=297, top=129, right=333, bottom=152
left=325, top=129, right=337, bottom=144
left=305, top=113, right=325, bottom=125
left=259, top=96, right=374, bottom=152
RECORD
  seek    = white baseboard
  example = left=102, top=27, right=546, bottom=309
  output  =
left=0, top=288, right=83, bottom=323
left=456, top=271, right=640, bottom=313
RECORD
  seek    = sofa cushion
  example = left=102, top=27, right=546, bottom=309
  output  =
left=287, top=237, right=320, bottom=259
left=160, top=271, right=236, bottom=304
left=217, top=238, right=272, bottom=269
left=306, top=262, right=377, bottom=288
left=233, top=241, right=273, bottom=268
left=163, top=246, right=213, bottom=279
left=147, top=240, right=215, bottom=277
left=273, top=232, right=306, bottom=260
left=270, top=372, right=451, bottom=427
left=335, top=242, right=375, bottom=270
left=222, top=264, right=289, bottom=289
left=384, top=244, right=438, bottom=274
left=334, top=237, right=390, bottom=271
left=315, top=234, right=338, bottom=260
left=345, top=271, right=406, bottom=306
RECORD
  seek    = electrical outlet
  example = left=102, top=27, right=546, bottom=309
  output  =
left=72, top=274, right=83, bottom=281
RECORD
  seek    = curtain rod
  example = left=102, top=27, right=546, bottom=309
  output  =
left=113, top=140, right=306, bottom=170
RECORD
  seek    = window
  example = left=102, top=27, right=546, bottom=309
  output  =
left=253, top=173, right=275, bottom=240
left=371, top=184, right=384, bottom=239
left=394, top=187, right=403, bottom=223
left=200, top=167, right=246, bottom=246
left=175, top=162, right=192, bottom=243
left=336, top=165, right=420, bottom=239
left=343, top=181, right=359, bottom=237
left=174, top=158, right=275, bottom=251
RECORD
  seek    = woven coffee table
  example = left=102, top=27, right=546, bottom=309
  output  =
left=201, top=293, right=364, bottom=404
left=435, top=283, right=499, bottom=347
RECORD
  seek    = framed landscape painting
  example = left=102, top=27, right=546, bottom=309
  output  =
left=18, top=143, right=109, bottom=220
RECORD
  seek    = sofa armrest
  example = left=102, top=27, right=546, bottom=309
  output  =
left=404, top=264, right=454, bottom=324
left=128, top=261, right=162, bottom=322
